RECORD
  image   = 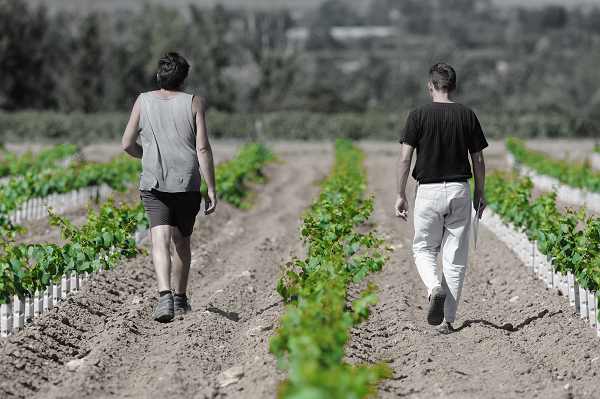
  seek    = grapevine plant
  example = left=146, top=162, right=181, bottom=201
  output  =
left=270, top=139, right=392, bottom=399
left=485, top=171, right=600, bottom=322
left=506, top=137, right=600, bottom=193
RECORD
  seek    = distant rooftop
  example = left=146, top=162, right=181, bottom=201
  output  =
left=286, top=26, right=400, bottom=41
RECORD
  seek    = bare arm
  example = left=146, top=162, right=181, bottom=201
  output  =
left=193, top=97, right=217, bottom=215
left=471, top=150, right=487, bottom=219
left=122, top=96, right=143, bottom=159
left=395, top=143, right=414, bottom=222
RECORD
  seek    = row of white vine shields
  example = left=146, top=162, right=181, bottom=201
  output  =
left=0, top=185, right=149, bottom=338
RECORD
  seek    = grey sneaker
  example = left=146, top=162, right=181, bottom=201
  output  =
left=152, top=293, right=174, bottom=322
left=427, top=287, right=446, bottom=326
left=174, top=294, right=191, bottom=316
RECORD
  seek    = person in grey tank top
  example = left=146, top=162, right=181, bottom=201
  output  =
left=122, top=52, right=217, bottom=322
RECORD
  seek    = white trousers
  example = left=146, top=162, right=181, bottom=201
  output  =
left=413, top=181, right=471, bottom=323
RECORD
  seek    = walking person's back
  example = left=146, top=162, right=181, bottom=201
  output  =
left=122, top=52, right=217, bottom=323
left=395, top=63, right=488, bottom=334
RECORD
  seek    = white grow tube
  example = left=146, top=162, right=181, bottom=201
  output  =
left=34, top=290, right=43, bottom=317
left=1, top=299, right=12, bottom=337
left=43, top=283, right=53, bottom=312
left=567, top=272, right=581, bottom=314
left=12, top=296, right=24, bottom=332
left=580, top=286, right=589, bottom=321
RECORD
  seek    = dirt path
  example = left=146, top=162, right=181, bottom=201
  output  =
left=1, top=140, right=599, bottom=399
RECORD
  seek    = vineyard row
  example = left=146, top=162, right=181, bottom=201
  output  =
left=484, top=172, right=600, bottom=331
left=0, top=142, right=276, bottom=338
left=270, top=139, right=392, bottom=398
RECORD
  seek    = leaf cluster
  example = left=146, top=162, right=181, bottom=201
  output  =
left=270, top=139, right=392, bottom=398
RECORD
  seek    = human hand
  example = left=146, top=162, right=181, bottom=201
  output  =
left=204, top=190, right=217, bottom=215
left=395, top=195, right=409, bottom=222
left=473, top=196, right=487, bottom=219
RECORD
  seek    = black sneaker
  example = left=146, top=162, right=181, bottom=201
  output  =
left=152, top=293, right=174, bottom=322
left=174, top=294, right=192, bottom=316
left=427, top=288, right=446, bottom=326
left=438, top=322, right=453, bottom=334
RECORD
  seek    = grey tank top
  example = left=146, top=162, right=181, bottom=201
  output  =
left=138, top=92, right=201, bottom=192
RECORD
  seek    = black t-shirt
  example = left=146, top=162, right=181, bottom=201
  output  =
left=400, top=102, right=488, bottom=184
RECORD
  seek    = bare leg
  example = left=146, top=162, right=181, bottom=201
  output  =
left=151, top=225, right=172, bottom=292
left=172, top=226, right=191, bottom=294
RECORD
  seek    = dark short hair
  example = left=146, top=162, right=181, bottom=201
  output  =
left=429, top=63, right=456, bottom=93
left=157, top=52, right=190, bottom=91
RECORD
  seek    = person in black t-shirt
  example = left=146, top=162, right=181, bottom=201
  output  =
left=395, top=63, right=488, bottom=334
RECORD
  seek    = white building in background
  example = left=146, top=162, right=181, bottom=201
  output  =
left=329, top=26, right=400, bottom=40
left=285, top=26, right=400, bottom=42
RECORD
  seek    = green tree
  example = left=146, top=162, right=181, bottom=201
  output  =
left=245, top=10, right=298, bottom=110
left=0, top=0, right=57, bottom=110
left=65, top=12, right=105, bottom=112
left=106, top=3, right=190, bottom=111
left=189, top=4, right=234, bottom=111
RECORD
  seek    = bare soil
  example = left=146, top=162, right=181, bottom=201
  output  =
left=1, top=140, right=599, bottom=399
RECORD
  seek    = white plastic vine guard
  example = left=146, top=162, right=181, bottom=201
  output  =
left=53, top=279, right=62, bottom=304
left=590, top=291, right=598, bottom=329
left=1, top=299, right=12, bottom=338
left=561, top=274, right=569, bottom=298
left=580, top=286, right=589, bottom=321
left=34, top=290, right=43, bottom=317
left=43, top=283, right=53, bottom=312
left=25, top=295, right=34, bottom=321
left=553, top=271, right=560, bottom=289
left=524, top=241, right=534, bottom=267
left=538, top=258, right=545, bottom=281
left=70, top=271, right=78, bottom=292
left=567, top=272, right=581, bottom=313
left=12, top=296, right=24, bottom=332
left=546, top=266, right=553, bottom=289
left=533, top=246, right=540, bottom=274
left=61, top=274, right=70, bottom=299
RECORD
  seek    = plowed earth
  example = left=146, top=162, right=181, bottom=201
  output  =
left=1, top=140, right=599, bottom=399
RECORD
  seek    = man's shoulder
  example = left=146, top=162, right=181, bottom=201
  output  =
left=412, top=102, right=477, bottom=118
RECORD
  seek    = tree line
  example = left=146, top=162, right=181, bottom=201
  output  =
left=2, top=0, right=600, bottom=136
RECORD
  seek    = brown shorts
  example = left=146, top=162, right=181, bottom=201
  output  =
left=140, top=189, right=201, bottom=237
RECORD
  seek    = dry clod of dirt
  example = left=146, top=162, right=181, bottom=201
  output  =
left=247, top=286, right=256, bottom=293
left=510, top=295, right=520, bottom=302
left=240, top=270, right=253, bottom=278
left=218, top=366, right=245, bottom=387
left=131, top=296, right=142, bottom=305
left=246, top=322, right=274, bottom=337
left=65, top=359, right=85, bottom=372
